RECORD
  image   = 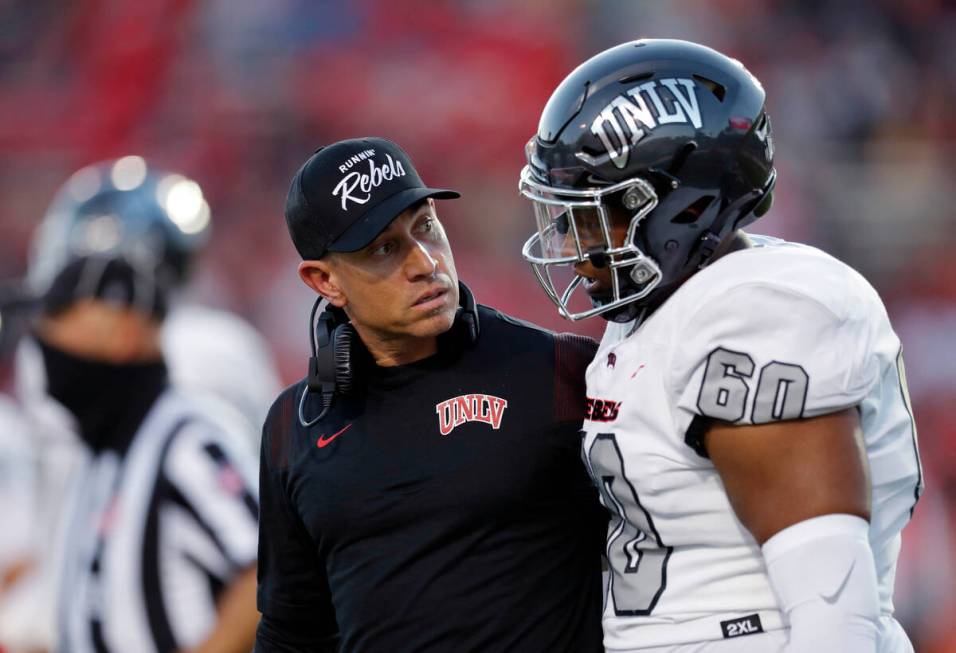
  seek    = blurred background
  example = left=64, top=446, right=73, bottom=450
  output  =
left=0, top=0, right=952, bottom=649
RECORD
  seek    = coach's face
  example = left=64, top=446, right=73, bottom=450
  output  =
left=299, top=199, right=459, bottom=358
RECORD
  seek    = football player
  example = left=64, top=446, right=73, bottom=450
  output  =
left=3, top=157, right=279, bottom=651
left=20, top=156, right=281, bottom=450
left=0, top=293, right=37, bottom=650
left=519, top=39, right=920, bottom=652
left=11, top=156, right=261, bottom=653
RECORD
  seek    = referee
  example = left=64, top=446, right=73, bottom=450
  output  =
left=22, top=161, right=260, bottom=653
left=255, top=138, right=606, bottom=652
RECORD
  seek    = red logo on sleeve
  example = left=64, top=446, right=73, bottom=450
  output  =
left=585, top=397, right=622, bottom=422
left=435, top=394, right=508, bottom=436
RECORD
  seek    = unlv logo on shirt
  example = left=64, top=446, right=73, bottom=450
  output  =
left=435, top=394, right=508, bottom=436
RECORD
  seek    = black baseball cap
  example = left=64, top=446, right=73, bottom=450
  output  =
left=285, top=137, right=460, bottom=260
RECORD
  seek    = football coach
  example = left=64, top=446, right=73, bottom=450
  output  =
left=254, top=137, right=606, bottom=653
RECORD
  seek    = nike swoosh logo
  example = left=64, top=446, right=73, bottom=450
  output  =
left=317, top=424, right=352, bottom=448
left=821, top=558, right=856, bottom=605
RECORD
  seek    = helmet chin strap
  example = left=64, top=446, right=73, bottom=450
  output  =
left=600, top=299, right=644, bottom=324
left=694, top=172, right=776, bottom=270
left=594, top=184, right=769, bottom=325
left=593, top=267, right=649, bottom=323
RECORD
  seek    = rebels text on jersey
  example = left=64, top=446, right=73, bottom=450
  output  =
left=582, top=236, right=922, bottom=650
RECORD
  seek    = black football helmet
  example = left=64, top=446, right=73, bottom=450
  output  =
left=520, top=39, right=776, bottom=321
left=28, top=156, right=211, bottom=317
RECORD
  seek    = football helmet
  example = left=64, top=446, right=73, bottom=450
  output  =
left=28, top=156, right=211, bottom=316
left=520, top=39, right=776, bottom=321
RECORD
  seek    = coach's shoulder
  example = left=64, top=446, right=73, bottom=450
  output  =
left=477, top=303, right=553, bottom=343
left=264, top=382, right=302, bottom=431
left=554, top=332, right=598, bottom=361
left=478, top=304, right=597, bottom=362
left=259, top=381, right=305, bottom=471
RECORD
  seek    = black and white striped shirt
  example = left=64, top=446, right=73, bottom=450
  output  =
left=57, top=389, right=258, bottom=653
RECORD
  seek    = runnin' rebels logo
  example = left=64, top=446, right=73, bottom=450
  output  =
left=332, top=149, right=407, bottom=210
left=435, top=394, right=508, bottom=436
left=578, top=77, right=702, bottom=170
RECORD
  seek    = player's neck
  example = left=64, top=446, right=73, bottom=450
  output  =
left=711, top=231, right=753, bottom=263
left=624, top=232, right=754, bottom=331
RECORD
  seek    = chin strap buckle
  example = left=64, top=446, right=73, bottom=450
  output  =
left=697, top=231, right=722, bottom=268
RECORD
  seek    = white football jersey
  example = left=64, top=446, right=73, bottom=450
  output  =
left=0, top=394, right=34, bottom=571
left=5, top=304, right=278, bottom=651
left=162, top=304, right=283, bottom=444
left=582, top=236, right=922, bottom=650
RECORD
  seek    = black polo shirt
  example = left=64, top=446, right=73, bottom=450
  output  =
left=255, top=305, right=606, bottom=653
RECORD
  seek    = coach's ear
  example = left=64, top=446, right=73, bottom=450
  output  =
left=298, top=259, right=346, bottom=308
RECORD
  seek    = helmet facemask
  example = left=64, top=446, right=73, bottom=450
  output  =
left=519, top=41, right=777, bottom=321
left=520, top=167, right=663, bottom=321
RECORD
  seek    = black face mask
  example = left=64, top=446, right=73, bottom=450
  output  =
left=36, top=337, right=168, bottom=453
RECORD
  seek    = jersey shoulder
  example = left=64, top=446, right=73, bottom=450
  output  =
left=162, top=304, right=279, bottom=378
left=0, top=394, right=29, bottom=453
left=662, top=237, right=898, bottom=431
left=675, top=235, right=885, bottom=323
left=154, top=388, right=257, bottom=458
left=162, top=303, right=282, bottom=430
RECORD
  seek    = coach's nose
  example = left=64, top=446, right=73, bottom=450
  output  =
left=405, top=239, right=440, bottom=280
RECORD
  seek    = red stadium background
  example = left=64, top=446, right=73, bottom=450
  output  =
left=0, top=0, right=953, bottom=649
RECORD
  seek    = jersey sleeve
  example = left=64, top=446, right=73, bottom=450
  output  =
left=0, top=402, right=35, bottom=570
left=669, top=282, right=880, bottom=455
left=256, top=389, right=339, bottom=644
left=161, top=420, right=260, bottom=572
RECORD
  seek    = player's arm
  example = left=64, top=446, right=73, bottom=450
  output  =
left=705, top=411, right=879, bottom=652
left=673, top=282, right=884, bottom=652
left=0, top=408, right=37, bottom=599
left=705, top=409, right=870, bottom=544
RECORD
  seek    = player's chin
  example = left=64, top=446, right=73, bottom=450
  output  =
left=407, top=305, right=458, bottom=338
left=585, top=288, right=614, bottom=309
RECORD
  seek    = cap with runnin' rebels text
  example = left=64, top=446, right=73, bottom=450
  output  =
left=284, top=137, right=460, bottom=260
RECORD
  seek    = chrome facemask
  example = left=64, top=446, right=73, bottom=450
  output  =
left=519, top=166, right=661, bottom=321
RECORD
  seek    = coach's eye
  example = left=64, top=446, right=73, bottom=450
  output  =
left=371, top=241, right=395, bottom=257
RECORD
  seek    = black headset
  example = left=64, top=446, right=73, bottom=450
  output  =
left=298, top=281, right=480, bottom=427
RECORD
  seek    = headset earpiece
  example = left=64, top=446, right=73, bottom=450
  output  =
left=307, top=307, right=338, bottom=393
left=330, top=322, right=356, bottom=395
left=301, top=284, right=479, bottom=427
left=300, top=299, right=352, bottom=427
left=456, top=281, right=480, bottom=345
